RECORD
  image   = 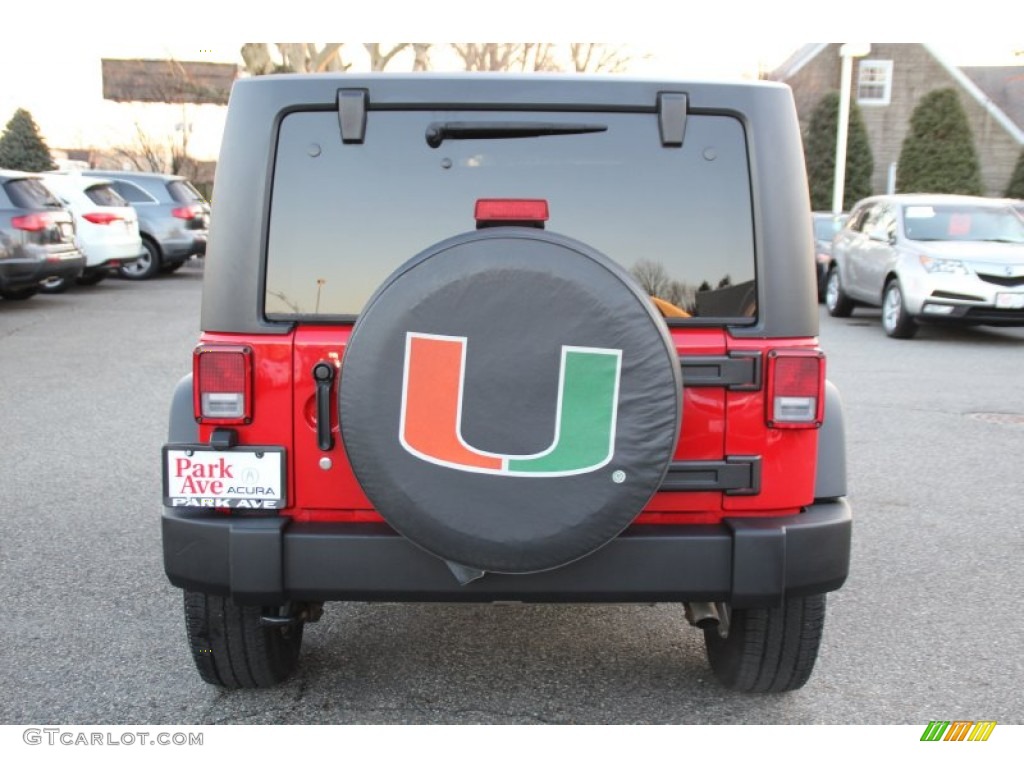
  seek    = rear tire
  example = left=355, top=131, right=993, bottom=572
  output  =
left=119, top=238, right=161, bottom=280
left=703, top=594, right=826, bottom=692
left=183, top=591, right=304, bottom=689
left=824, top=267, right=853, bottom=317
left=76, top=270, right=107, bottom=286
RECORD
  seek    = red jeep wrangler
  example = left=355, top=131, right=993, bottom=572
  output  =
left=162, top=74, right=851, bottom=692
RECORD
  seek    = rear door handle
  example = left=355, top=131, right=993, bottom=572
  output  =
left=312, top=362, right=335, bottom=451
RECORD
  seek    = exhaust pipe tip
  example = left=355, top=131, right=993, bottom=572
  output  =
left=684, top=602, right=720, bottom=629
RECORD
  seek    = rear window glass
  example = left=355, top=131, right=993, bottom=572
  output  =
left=167, top=180, right=205, bottom=204
left=111, top=181, right=156, bottom=204
left=85, top=183, right=128, bottom=207
left=266, top=109, right=756, bottom=322
left=5, top=177, right=63, bottom=209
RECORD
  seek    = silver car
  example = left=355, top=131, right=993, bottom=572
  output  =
left=826, top=194, right=1024, bottom=338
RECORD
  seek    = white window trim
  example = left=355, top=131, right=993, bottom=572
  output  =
left=857, top=60, right=893, bottom=106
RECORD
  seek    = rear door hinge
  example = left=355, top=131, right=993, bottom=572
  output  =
left=657, top=92, right=688, bottom=147
left=337, top=89, right=368, bottom=144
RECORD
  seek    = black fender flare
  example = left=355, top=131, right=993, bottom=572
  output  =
left=168, top=374, right=198, bottom=443
left=814, top=379, right=847, bottom=500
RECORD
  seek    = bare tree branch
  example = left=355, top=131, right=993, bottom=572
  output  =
left=242, top=44, right=349, bottom=74
left=570, top=43, right=633, bottom=73
left=364, top=43, right=410, bottom=71
left=411, top=43, right=432, bottom=71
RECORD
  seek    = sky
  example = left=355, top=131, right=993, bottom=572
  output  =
left=0, top=1, right=1020, bottom=161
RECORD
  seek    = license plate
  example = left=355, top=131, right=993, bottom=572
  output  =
left=163, top=446, right=285, bottom=510
left=996, top=293, right=1024, bottom=310
left=59, top=222, right=73, bottom=239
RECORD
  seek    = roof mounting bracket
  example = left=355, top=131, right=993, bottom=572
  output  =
left=657, top=92, right=688, bottom=147
left=337, top=89, right=368, bottom=144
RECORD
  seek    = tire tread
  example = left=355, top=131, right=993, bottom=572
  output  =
left=183, top=591, right=302, bottom=689
left=704, top=594, right=826, bottom=693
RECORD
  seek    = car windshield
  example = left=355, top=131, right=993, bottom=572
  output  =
left=902, top=204, right=1024, bottom=243
left=813, top=215, right=846, bottom=240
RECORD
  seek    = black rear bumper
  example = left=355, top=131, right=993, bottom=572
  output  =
left=162, top=500, right=850, bottom=608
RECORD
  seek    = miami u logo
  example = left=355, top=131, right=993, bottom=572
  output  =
left=400, top=332, right=622, bottom=477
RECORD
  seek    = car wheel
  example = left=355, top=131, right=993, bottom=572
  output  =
left=824, top=267, right=853, bottom=317
left=119, top=239, right=162, bottom=280
left=76, top=270, right=107, bottom=286
left=881, top=279, right=918, bottom=339
left=183, top=591, right=304, bottom=689
left=703, top=594, right=826, bottom=692
left=340, top=229, right=682, bottom=576
left=39, top=275, right=70, bottom=294
left=0, top=286, right=39, bottom=300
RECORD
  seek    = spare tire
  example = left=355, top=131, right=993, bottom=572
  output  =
left=339, top=228, right=682, bottom=575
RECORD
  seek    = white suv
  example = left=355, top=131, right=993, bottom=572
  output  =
left=40, top=174, right=143, bottom=291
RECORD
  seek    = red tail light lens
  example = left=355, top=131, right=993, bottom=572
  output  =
left=82, top=212, right=123, bottom=225
left=11, top=213, right=52, bottom=232
left=172, top=205, right=202, bottom=220
left=193, top=345, right=252, bottom=423
left=475, top=199, right=549, bottom=225
left=765, top=350, right=825, bottom=428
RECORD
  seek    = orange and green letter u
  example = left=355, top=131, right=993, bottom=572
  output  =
left=400, top=333, right=621, bottom=477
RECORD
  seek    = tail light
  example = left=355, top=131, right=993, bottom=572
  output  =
left=11, top=213, right=53, bottom=232
left=475, top=198, right=549, bottom=228
left=765, top=350, right=825, bottom=429
left=82, top=212, right=123, bottom=225
left=172, top=204, right=203, bottom=220
left=193, top=345, right=252, bottom=424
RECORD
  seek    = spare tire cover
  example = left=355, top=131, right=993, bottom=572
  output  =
left=340, top=229, right=682, bottom=574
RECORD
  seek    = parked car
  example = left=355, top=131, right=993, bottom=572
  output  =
left=827, top=194, right=1024, bottom=338
left=79, top=170, right=209, bottom=280
left=812, top=212, right=848, bottom=301
left=39, top=174, right=143, bottom=291
left=0, top=169, right=85, bottom=301
left=162, top=74, right=851, bottom=692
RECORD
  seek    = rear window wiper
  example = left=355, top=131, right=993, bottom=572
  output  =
left=425, top=121, right=607, bottom=148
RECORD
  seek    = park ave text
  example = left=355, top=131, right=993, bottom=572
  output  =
left=168, top=456, right=279, bottom=507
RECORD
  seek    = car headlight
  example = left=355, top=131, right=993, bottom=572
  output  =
left=918, top=255, right=970, bottom=275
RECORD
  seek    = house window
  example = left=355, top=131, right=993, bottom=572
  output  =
left=857, top=60, right=893, bottom=105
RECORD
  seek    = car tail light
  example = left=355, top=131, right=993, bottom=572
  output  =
left=82, top=212, right=123, bottom=225
left=11, top=213, right=53, bottom=232
left=193, top=345, right=252, bottom=424
left=172, top=204, right=202, bottom=220
left=475, top=199, right=549, bottom=227
left=765, top=350, right=825, bottom=429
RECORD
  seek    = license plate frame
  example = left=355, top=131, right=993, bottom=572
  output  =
left=163, top=445, right=286, bottom=510
left=995, top=293, right=1024, bottom=310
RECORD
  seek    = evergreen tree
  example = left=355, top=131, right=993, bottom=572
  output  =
left=1005, top=148, right=1024, bottom=199
left=0, top=109, right=56, bottom=172
left=896, top=89, right=983, bottom=195
left=803, top=92, right=874, bottom=211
